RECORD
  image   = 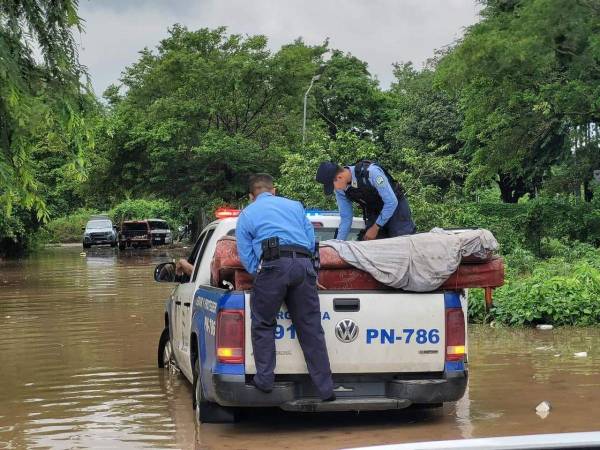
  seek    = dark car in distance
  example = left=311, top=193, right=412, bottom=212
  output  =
left=118, top=220, right=152, bottom=250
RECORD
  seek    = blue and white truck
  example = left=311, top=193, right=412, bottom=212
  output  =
left=154, top=210, right=467, bottom=423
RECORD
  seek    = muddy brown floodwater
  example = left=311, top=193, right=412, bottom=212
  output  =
left=1, top=246, right=600, bottom=449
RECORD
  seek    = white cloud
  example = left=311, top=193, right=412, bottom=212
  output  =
left=77, top=0, right=481, bottom=96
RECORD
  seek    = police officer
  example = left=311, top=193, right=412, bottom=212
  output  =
left=236, top=173, right=335, bottom=401
left=316, top=160, right=416, bottom=240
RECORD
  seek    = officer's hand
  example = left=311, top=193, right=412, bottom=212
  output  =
left=364, top=225, right=380, bottom=241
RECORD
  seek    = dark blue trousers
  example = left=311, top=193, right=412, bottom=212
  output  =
left=250, top=256, right=334, bottom=399
left=365, top=195, right=416, bottom=238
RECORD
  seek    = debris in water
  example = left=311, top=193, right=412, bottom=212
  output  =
left=536, top=401, right=551, bottom=419
left=535, top=346, right=553, bottom=351
left=80, top=252, right=86, bottom=257
left=537, top=410, right=550, bottom=419
left=574, top=352, right=588, bottom=358
left=536, top=401, right=551, bottom=412
left=536, top=324, right=553, bottom=330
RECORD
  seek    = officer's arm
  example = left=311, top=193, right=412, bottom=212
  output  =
left=235, top=212, right=258, bottom=276
left=301, top=204, right=316, bottom=252
left=335, top=190, right=353, bottom=240
left=370, top=166, right=398, bottom=228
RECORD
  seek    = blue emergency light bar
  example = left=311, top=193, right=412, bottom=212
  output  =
left=305, top=209, right=339, bottom=216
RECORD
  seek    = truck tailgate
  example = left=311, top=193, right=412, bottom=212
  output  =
left=244, top=291, right=446, bottom=374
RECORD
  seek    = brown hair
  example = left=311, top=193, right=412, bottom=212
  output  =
left=248, top=173, right=274, bottom=196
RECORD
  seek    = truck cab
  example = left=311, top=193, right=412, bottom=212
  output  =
left=155, top=210, right=468, bottom=423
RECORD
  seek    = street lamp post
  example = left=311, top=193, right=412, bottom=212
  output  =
left=302, top=74, right=320, bottom=147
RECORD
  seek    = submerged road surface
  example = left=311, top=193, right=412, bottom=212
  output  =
left=1, top=246, right=600, bottom=449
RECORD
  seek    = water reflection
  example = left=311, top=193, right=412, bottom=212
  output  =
left=1, top=246, right=600, bottom=449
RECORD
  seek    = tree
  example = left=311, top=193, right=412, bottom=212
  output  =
left=436, top=0, right=600, bottom=202
left=92, top=27, right=325, bottom=222
left=384, top=63, right=466, bottom=199
left=311, top=50, right=386, bottom=140
left=1, top=0, right=92, bottom=254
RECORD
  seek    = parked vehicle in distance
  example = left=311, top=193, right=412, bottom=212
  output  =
left=82, top=218, right=117, bottom=249
left=118, top=220, right=152, bottom=250
left=147, top=219, right=173, bottom=246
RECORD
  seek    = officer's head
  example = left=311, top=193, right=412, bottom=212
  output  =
left=316, top=162, right=350, bottom=195
left=248, top=173, right=276, bottom=202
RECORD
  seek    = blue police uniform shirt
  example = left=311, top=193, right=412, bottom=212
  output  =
left=236, top=192, right=315, bottom=275
left=335, top=164, right=399, bottom=240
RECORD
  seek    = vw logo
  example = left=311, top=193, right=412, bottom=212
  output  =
left=335, top=319, right=359, bottom=343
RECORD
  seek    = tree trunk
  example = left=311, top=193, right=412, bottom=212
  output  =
left=584, top=179, right=593, bottom=202
left=498, top=173, right=527, bottom=203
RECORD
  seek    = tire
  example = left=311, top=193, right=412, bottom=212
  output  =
left=157, top=328, right=175, bottom=369
left=83, top=242, right=91, bottom=249
left=110, top=241, right=117, bottom=248
left=118, top=242, right=126, bottom=251
left=193, top=359, right=238, bottom=423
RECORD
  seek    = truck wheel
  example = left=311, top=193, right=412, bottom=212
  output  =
left=157, top=328, right=175, bottom=369
left=193, top=359, right=238, bottom=423
left=110, top=241, right=117, bottom=248
left=83, top=242, right=91, bottom=249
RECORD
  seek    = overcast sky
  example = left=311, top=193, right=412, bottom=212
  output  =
left=77, top=0, right=481, bottom=96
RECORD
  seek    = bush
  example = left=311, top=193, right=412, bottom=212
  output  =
left=467, top=240, right=600, bottom=326
left=40, top=209, right=99, bottom=244
left=492, top=260, right=600, bottom=326
left=109, top=199, right=183, bottom=229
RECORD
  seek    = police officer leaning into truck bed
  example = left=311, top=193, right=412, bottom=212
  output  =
left=316, top=160, right=416, bottom=241
left=235, top=173, right=335, bottom=402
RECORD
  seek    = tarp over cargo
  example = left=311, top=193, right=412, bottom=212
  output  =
left=321, top=229, right=499, bottom=292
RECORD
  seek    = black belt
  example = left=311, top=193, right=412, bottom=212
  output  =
left=279, top=250, right=310, bottom=259
left=263, top=245, right=312, bottom=261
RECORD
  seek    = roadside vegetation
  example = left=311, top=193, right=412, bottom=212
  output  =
left=2, top=0, right=599, bottom=325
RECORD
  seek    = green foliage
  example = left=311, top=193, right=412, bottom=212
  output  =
left=0, top=0, right=92, bottom=220
left=384, top=63, right=466, bottom=199
left=85, top=27, right=325, bottom=227
left=40, top=209, right=98, bottom=244
left=109, top=199, right=183, bottom=229
left=436, top=0, right=600, bottom=202
left=493, top=259, right=600, bottom=326
left=312, top=50, right=386, bottom=139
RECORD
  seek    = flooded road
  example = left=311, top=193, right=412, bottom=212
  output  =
left=1, top=246, right=600, bottom=449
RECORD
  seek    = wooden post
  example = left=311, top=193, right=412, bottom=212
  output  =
left=485, top=287, right=493, bottom=311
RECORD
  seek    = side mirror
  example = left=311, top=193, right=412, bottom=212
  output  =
left=154, top=262, right=178, bottom=282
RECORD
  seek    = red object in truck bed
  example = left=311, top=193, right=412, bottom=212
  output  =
left=211, top=236, right=504, bottom=292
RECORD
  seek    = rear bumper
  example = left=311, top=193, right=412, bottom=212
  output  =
left=119, top=238, right=151, bottom=245
left=211, top=370, right=467, bottom=411
left=84, top=236, right=115, bottom=244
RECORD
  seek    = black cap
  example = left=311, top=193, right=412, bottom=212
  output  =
left=315, top=161, right=338, bottom=195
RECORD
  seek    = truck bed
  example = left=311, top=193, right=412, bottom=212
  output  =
left=210, top=236, right=504, bottom=292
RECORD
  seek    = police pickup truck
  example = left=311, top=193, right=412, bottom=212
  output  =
left=154, top=209, right=467, bottom=423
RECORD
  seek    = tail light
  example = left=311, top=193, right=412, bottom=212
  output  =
left=216, top=310, right=244, bottom=364
left=445, top=307, right=465, bottom=361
